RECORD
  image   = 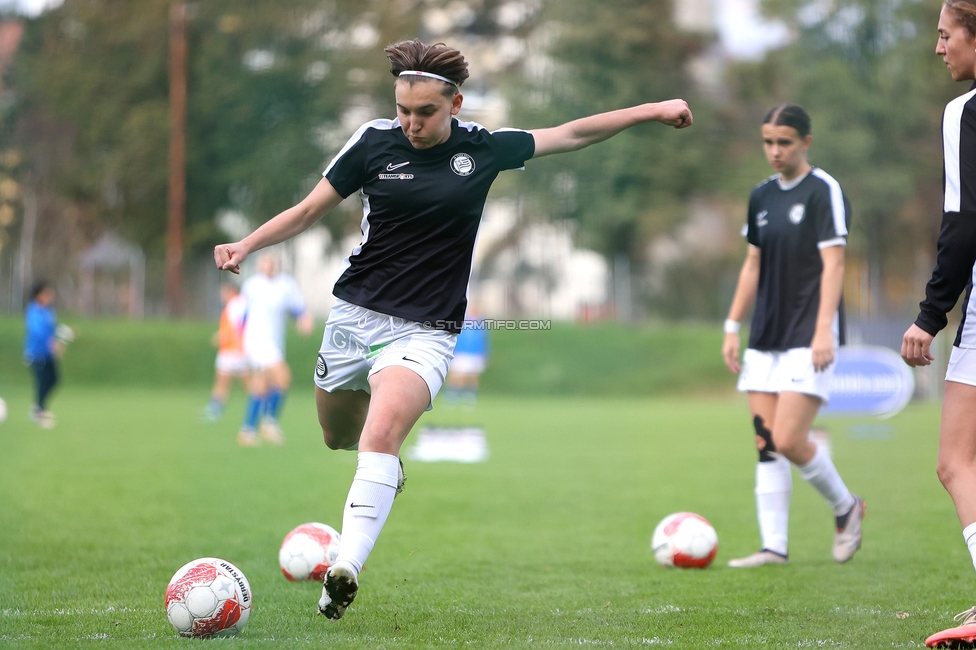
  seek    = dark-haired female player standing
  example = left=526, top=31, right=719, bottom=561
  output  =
left=215, top=39, right=693, bottom=620
left=722, top=103, right=864, bottom=568
left=903, top=2, right=976, bottom=647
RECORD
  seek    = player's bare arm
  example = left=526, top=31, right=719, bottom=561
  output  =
left=811, top=245, right=844, bottom=372
left=723, top=246, right=760, bottom=374
left=529, top=99, right=693, bottom=158
left=214, top=178, right=344, bottom=274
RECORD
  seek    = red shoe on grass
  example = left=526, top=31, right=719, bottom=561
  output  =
left=927, top=607, right=976, bottom=648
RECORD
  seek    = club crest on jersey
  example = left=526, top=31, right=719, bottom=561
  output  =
left=789, top=203, right=806, bottom=224
left=450, top=153, right=475, bottom=176
left=756, top=210, right=768, bottom=227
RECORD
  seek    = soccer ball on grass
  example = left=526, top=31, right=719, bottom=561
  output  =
left=651, top=512, right=718, bottom=568
left=279, top=522, right=341, bottom=581
left=165, top=557, right=251, bottom=637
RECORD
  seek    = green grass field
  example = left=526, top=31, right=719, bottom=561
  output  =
left=0, top=381, right=966, bottom=648
left=0, top=316, right=732, bottom=397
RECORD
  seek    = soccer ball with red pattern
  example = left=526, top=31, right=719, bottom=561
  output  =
left=165, top=558, right=251, bottom=638
left=279, top=522, right=341, bottom=581
left=651, top=512, right=718, bottom=568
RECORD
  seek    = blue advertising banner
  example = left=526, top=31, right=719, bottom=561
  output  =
left=821, top=346, right=915, bottom=418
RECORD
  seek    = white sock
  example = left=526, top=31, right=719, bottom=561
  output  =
left=334, top=452, right=400, bottom=575
left=796, top=444, right=856, bottom=516
left=963, top=522, right=976, bottom=573
left=755, top=453, right=792, bottom=556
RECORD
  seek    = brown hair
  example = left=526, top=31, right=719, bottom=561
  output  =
left=945, top=0, right=976, bottom=37
left=384, top=39, right=469, bottom=96
left=763, top=103, right=812, bottom=139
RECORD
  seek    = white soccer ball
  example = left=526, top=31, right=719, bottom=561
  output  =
left=279, top=522, right=341, bottom=581
left=651, top=512, right=718, bottom=569
left=165, top=558, right=251, bottom=638
left=55, top=324, right=74, bottom=344
left=0, top=397, right=7, bottom=424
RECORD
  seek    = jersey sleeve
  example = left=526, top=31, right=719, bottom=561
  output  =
left=810, top=173, right=850, bottom=248
left=745, top=190, right=760, bottom=247
left=323, top=124, right=372, bottom=198
left=914, top=210, right=976, bottom=336
left=489, top=129, right=535, bottom=171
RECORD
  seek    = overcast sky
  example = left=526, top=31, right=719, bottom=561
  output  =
left=0, top=0, right=60, bottom=17
left=718, top=0, right=791, bottom=60
left=0, top=0, right=788, bottom=60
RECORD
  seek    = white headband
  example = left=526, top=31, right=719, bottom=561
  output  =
left=398, top=70, right=459, bottom=87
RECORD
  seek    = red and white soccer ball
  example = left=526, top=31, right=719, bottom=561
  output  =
left=651, top=512, right=718, bottom=568
left=165, top=558, right=251, bottom=638
left=279, top=522, right=341, bottom=582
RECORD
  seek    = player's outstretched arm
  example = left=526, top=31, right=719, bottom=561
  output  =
left=529, top=99, right=692, bottom=159
left=214, top=178, right=344, bottom=274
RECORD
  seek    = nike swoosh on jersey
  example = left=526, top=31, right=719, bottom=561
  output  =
left=386, top=162, right=410, bottom=171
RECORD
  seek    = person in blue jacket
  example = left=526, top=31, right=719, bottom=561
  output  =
left=24, top=280, right=62, bottom=428
left=444, top=310, right=489, bottom=407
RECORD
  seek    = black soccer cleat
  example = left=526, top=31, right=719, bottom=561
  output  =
left=317, top=563, right=359, bottom=621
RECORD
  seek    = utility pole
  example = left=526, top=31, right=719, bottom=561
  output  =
left=166, top=2, right=187, bottom=316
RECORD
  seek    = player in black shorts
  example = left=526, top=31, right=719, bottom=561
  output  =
left=722, top=103, right=864, bottom=568
left=214, top=39, right=693, bottom=621
left=902, top=3, right=976, bottom=647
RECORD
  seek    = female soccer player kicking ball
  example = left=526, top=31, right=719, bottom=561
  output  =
left=722, top=103, right=864, bottom=569
left=215, top=39, right=693, bottom=621
left=903, top=2, right=976, bottom=647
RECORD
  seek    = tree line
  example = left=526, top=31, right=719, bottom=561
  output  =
left=0, top=0, right=958, bottom=319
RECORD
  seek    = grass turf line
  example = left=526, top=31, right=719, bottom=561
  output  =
left=0, top=384, right=962, bottom=648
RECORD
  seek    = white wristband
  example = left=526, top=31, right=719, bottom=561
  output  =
left=723, top=319, right=741, bottom=334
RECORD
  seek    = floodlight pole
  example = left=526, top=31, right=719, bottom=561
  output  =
left=166, top=2, right=187, bottom=316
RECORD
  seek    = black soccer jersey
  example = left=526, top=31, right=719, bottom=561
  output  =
left=914, top=83, right=976, bottom=348
left=324, top=118, right=535, bottom=333
left=745, top=168, right=852, bottom=351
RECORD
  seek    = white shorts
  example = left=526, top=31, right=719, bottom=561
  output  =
left=737, top=347, right=836, bottom=403
left=946, top=346, right=976, bottom=387
left=215, top=352, right=249, bottom=375
left=314, top=299, right=456, bottom=408
left=450, top=353, right=486, bottom=375
left=244, top=339, right=284, bottom=370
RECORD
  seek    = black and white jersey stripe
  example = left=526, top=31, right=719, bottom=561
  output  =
left=942, top=87, right=976, bottom=213
left=915, top=83, right=976, bottom=348
left=811, top=168, right=848, bottom=248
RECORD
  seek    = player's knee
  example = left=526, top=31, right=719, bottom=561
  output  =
left=321, top=423, right=357, bottom=450
left=359, top=413, right=405, bottom=450
left=773, top=436, right=805, bottom=461
left=321, top=429, right=343, bottom=450
left=753, top=415, right=777, bottom=462
left=936, top=455, right=960, bottom=491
